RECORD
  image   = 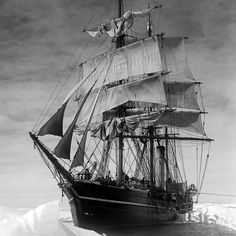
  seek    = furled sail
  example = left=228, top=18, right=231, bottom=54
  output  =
left=37, top=102, right=68, bottom=137
left=80, top=36, right=163, bottom=92
left=89, top=109, right=205, bottom=140
left=84, top=6, right=160, bottom=38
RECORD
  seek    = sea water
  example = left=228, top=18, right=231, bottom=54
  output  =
left=0, top=201, right=236, bottom=236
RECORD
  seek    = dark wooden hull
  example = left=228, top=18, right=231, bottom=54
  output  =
left=62, top=180, right=179, bottom=231
left=29, top=132, right=192, bottom=232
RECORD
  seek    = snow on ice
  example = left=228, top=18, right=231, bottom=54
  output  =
left=0, top=201, right=102, bottom=236
left=185, top=203, right=236, bottom=230
left=0, top=201, right=236, bottom=236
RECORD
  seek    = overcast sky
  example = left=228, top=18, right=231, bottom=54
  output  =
left=0, top=0, right=236, bottom=208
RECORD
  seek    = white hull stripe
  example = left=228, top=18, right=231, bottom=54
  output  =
left=78, top=195, right=167, bottom=209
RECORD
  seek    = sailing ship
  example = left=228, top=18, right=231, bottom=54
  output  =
left=30, top=0, right=213, bottom=231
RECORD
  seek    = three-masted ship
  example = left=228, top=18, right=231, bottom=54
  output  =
left=30, top=0, right=213, bottom=231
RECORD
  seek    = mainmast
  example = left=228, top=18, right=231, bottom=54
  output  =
left=117, top=0, right=125, bottom=185
left=147, top=7, right=154, bottom=187
left=116, top=0, right=125, bottom=48
left=147, top=4, right=153, bottom=37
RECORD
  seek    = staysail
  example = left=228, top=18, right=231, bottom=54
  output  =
left=37, top=63, right=99, bottom=138
left=37, top=102, right=68, bottom=137
left=53, top=85, right=95, bottom=159
left=70, top=52, right=114, bottom=168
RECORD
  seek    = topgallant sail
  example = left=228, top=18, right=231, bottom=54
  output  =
left=30, top=0, right=213, bottom=232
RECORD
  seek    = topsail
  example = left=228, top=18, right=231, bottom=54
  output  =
left=80, top=35, right=163, bottom=92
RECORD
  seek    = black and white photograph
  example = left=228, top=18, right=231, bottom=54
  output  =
left=0, top=0, right=235, bottom=235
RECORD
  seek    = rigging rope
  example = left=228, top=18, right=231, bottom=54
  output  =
left=32, top=3, right=109, bottom=133
left=35, top=144, right=61, bottom=184
left=196, top=147, right=199, bottom=194
left=199, top=142, right=211, bottom=192
left=72, top=47, right=118, bottom=173
left=177, top=140, right=187, bottom=182
left=32, top=37, right=85, bottom=133
left=156, top=3, right=162, bottom=33
left=94, top=137, right=119, bottom=169
left=200, top=192, right=236, bottom=198
left=79, top=46, right=116, bottom=158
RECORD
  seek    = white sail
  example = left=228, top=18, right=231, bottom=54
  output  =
left=161, top=37, right=189, bottom=76
left=155, top=110, right=205, bottom=135
left=81, top=36, right=163, bottom=92
left=75, top=75, right=166, bottom=125
left=164, top=81, right=200, bottom=110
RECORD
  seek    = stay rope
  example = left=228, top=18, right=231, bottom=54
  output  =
left=200, top=192, right=236, bottom=198
left=32, top=3, right=107, bottom=133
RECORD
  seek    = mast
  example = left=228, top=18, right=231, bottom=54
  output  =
left=149, top=126, right=154, bottom=186
left=158, top=145, right=165, bottom=189
left=117, top=0, right=124, bottom=185
left=117, top=134, right=124, bottom=185
left=116, top=0, right=125, bottom=48
left=147, top=7, right=154, bottom=187
left=165, top=127, right=169, bottom=181
left=147, top=4, right=152, bottom=37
